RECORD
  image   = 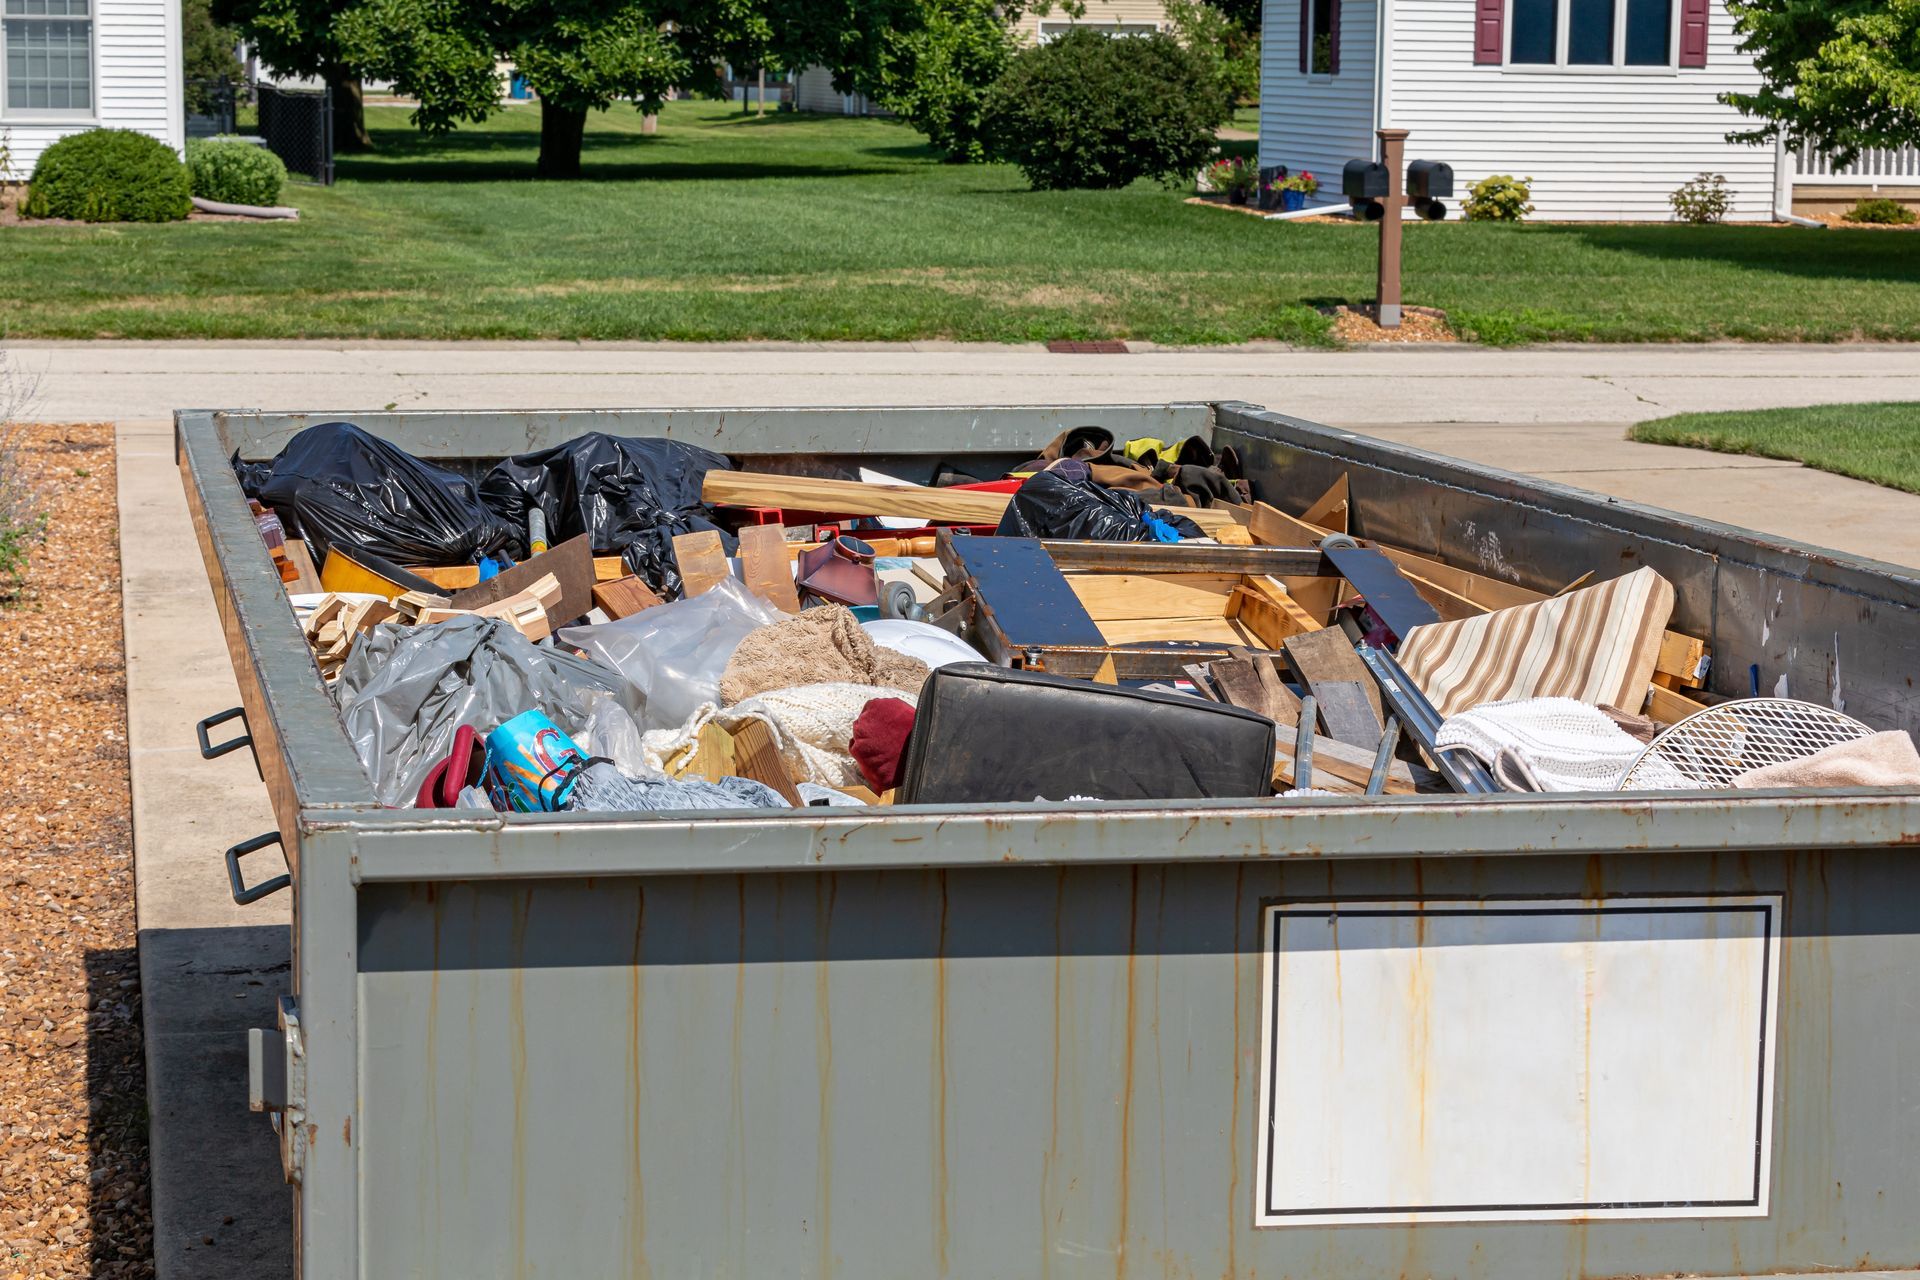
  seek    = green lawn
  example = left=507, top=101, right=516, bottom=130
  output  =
left=1630, top=403, right=1920, bottom=493
left=4, top=100, right=1920, bottom=344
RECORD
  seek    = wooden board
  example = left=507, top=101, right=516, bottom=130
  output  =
left=1312, top=679, right=1383, bottom=749
left=702, top=469, right=1241, bottom=535
left=737, top=525, right=801, bottom=613
left=1064, top=573, right=1240, bottom=622
left=1300, top=474, right=1351, bottom=533
left=1252, top=655, right=1301, bottom=728
left=1244, top=576, right=1325, bottom=633
left=1274, top=734, right=1416, bottom=795
left=283, top=539, right=324, bottom=595
left=594, top=555, right=627, bottom=583
left=1282, top=627, right=1386, bottom=726
left=1210, top=655, right=1302, bottom=727
left=1645, top=682, right=1710, bottom=725
left=1654, top=630, right=1709, bottom=688
left=1396, top=567, right=1677, bottom=719
left=1229, top=586, right=1314, bottom=650
left=449, top=534, right=594, bottom=626
left=672, top=530, right=732, bottom=598
left=1212, top=522, right=1255, bottom=546
left=591, top=575, right=664, bottom=620
left=728, top=720, right=802, bottom=805
left=1095, top=617, right=1253, bottom=646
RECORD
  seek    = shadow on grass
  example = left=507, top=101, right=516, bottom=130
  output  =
left=337, top=155, right=906, bottom=184
left=1527, top=222, right=1920, bottom=284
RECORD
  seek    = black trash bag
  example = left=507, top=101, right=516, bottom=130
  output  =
left=239, top=422, right=516, bottom=568
left=479, top=433, right=736, bottom=599
left=995, top=467, right=1205, bottom=542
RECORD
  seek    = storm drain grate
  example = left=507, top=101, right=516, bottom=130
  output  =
left=1045, top=340, right=1130, bottom=354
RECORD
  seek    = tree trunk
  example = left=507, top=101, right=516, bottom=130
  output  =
left=537, top=104, right=588, bottom=179
left=325, top=66, right=372, bottom=152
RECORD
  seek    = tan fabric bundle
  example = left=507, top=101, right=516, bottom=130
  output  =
left=1732, top=730, right=1920, bottom=790
left=1396, top=566, right=1676, bottom=719
left=719, top=605, right=929, bottom=706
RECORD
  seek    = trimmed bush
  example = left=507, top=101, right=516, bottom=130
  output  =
left=1462, top=173, right=1534, bottom=223
left=980, top=29, right=1230, bottom=191
left=23, top=128, right=191, bottom=222
left=1843, top=197, right=1917, bottom=226
left=186, top=138, right=288, bottom=207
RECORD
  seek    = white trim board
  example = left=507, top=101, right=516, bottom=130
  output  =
left=1255, top=894, right=1781, bottom=1227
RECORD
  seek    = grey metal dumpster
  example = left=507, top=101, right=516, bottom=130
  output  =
left=178, top=402, right=1920, bottom=1280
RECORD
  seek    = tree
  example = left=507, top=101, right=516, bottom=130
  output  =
left=183, top=0, right=243, bottom=87
left=868, top=0, right=1022, bottom=162
left=212, top=0, right=375, bottom=149
left=1162, top=0, right=1259, bottom=115
left=1723, top=0, right=1920, bottom=165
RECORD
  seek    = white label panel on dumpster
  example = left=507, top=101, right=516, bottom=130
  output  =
left=1255, top=895, right=1781, bottom=1227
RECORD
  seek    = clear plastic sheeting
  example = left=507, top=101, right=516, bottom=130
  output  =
left=334, top=615, right=633, bottom=807
left=556, top=578, right=780, bottom=732
left=236, top=421, right=516, bottom=568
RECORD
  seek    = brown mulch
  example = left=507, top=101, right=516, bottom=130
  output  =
left=0, top=188, right=259, bottom=226
left=0, top=423, right=153, bottom=1279
left=1806, top=211, right=1920, bottom=231
left=1328, top=304, right=1456, bottom=344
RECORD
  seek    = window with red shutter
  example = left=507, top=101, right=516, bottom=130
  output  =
left=1474, top=0, right=1505, bottom=64
left=1678, top=0, right=1709, bottom=66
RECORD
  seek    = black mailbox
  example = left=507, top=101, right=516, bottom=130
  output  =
left=1342, top=159, right=1389, bottom=200
left=1406, top=159, right=1454, bottom=200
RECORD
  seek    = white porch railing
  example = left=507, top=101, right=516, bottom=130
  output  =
left=1795, top=145, right=1920, bottom=185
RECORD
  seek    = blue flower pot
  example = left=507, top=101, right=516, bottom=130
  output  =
left=1282, top=190, right=1306, bottom=212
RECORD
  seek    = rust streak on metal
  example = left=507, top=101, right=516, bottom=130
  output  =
left=1226, top=864, right=1244, bottom=1280
left=509, top=889, right=532, bottom=1279
left=426, top=887, right=443, bottom=1243
left=731, top=875, right=749, bottom=1274
left=342, top=1115, right=350, bottom=1146
left=1044, top=866, right=1068, bottom=1280
left=627, top=884, right=650, bottom=1278
left=1116, top=866, right=1141, bottom=1279
left=816, top=873, right=837, bottom=1279
left=1150, top=871, right=1170, bottom=1267
left=933, top=870, right=951, bottom=1276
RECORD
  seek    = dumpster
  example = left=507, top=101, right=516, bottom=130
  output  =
left=177, top=401, right=1920, bottom=1280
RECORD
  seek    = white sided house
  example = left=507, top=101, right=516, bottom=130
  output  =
left=2, top=0, right=182, bottom=172
left=1259, top=0, right=1801, bottom=221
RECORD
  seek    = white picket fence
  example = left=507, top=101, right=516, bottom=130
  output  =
left=1795, top=145, right=1920, bottom=185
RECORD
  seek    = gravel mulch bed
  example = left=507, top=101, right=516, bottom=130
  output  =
left=0, top=422, right=153, bottom=1279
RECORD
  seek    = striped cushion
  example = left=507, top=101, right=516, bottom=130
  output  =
left=1396, top=566, right=1676, bottom=718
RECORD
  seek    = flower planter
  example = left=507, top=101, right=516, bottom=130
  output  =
left=1282, top=190, right=1307, bottom=213
left=1229, top=190, right=1249, bottom=207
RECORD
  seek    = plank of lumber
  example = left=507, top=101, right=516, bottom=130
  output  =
left=728, top=720, right=802, bottom=805
left=1210, top=655, right=1301, bottom=727
left=1645, top=682, right=1709, bottom=725
left=1096, top=616, right=1249, bottom=646
left=676, top=722, right=737, bottom=783
left=1300, top=474, right=1351, bottom=533
left=1064, top=573, right=1240, bottom=622
left=1282, top=628, right=1385, bottom=725
left=594, top=555, right=627, bottom=583
left=1273, top=734, right=1415, bottom=795
left=1251, top=655, right=1301, bottom=728
left=591, top=575, right=663, bottom=621
left=737, top=524, right=801, bottom=613
left=449, top=535, right=594, bottom=627
left=408, top=564, right=480, bottom=591
left=702, top=469, right=1241, bottom=534
left=1654, top=630, right=1709, bottom=688
left=1229, top=586, right=1314, bottom=650
left=283, top=539, right=324, bottom=594
left=1213, top=522, right=1255, bottom=545
left=672, top=530, right=732, bottom=598
left=1313, top=679, right=1383, bottom=749
left=1249, top=501, right=1326, bottom=547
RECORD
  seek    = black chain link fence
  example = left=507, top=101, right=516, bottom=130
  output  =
left=258, top=83, right=335, bottom=186
left=184, top=78, right=241, bottom=140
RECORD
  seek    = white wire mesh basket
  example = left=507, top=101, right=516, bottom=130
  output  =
left=1617, top=698, right=1875, bottom=791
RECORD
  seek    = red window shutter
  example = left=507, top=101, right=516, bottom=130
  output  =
left=1329, top=0, right=1342, bottom=74
left=1299, top=0, right=1311, bottom=73
left=1679, top=0, right=1709, bottom=66
left=1474, top=0, right=1504, bottom=64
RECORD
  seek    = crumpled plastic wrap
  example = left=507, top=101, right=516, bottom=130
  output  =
left=334, top=615, right=633, bottom=807
left=994, top=468, right=1205, bottom=542
left=478, top=432, right=736, bottom=598
left=236, top=421, right=517, bottom=568
left=556, top=578, right=780, bottom=732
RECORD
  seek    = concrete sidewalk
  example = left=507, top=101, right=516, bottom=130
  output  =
left=118, top=419, right=293, bottom=1278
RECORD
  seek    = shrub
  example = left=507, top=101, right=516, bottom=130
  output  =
left=1462, top=173, right=1533, bottom=222
left=1670, top=172, right=1731, bottom=224
left=981, top=28, right=1231, bottom=190
left=23, top=129, right=191, bottom=222
left=871, top=0, right=1016, bottom=163
left=1843, top=197, right=1917, bottom=226
left=186, top=138, right=288, bottom=206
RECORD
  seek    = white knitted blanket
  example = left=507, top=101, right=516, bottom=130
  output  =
left=641, top=681, right=917, bottom=789
left=1435, top=697, right=1649, bottom=793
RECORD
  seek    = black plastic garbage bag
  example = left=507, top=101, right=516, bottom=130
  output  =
left=237, top=422, right=516, bottom=568
left=479, top=433, right=736, bottom=599
left=995, top=467, right=1205, bottom=542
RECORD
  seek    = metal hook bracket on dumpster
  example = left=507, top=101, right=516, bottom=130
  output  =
left=226, top=830, right=292, bottom=905
left=249, top=996, right=307, bottom=1185
left=196, top=705, right=264, bottom=779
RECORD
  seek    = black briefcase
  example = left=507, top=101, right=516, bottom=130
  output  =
left=895, top=663, right=1276, bottom=804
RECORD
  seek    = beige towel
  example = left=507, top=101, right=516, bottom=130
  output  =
left=720, top=605, right=929, bottom=705
left=1732, top=730, right=1920, bottom=789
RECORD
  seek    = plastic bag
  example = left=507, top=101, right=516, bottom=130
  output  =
left=478, top=433, right=736, bottom=599
left=556, top=577, right=781, bottom=732
left=333, top=614, right=634, bottom=806
left=995, top=469, right=1205, bottom=542
left=238, top=421, right=516, bottom=568
left=580, top=696, right=649, bottom=775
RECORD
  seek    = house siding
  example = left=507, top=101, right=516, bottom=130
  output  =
left=1258, top=0, right=1378, bottom=194
left=1386, top=0, right=1777, bottom=220
left=1, top=0, right=181, bottom=171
